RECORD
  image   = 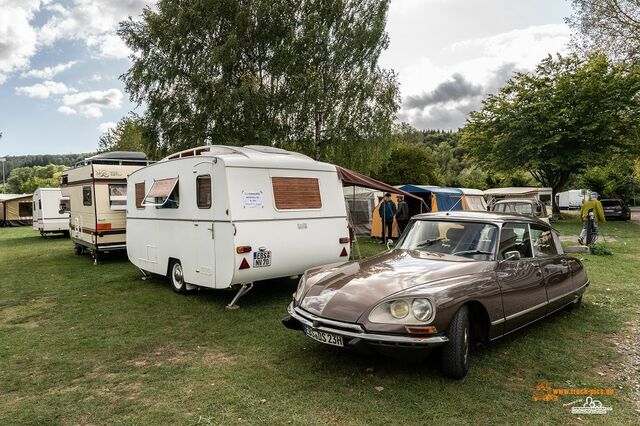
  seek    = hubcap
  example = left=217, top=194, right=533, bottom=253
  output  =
left=173, top=264, right=183, bottom=288
left=463, top=326, right=469, bottom=364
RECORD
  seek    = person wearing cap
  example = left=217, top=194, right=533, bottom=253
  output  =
left=379, top=192, right=397, bottom=244
left=579, top=191, right=605, bottom=245
left=395, top=195, right=409, bottom=234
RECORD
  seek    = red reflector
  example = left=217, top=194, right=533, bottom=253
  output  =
left=97, top=223, right=112, bottom=231
left=239, top=258, right=250, bottom=270
left=236, top=246, right=252, bottom=254
left=339, top=247, right=348, bottom=257
left=339, top=237, right=350, bottom=244
left=405, top=326, right=438, bottom=335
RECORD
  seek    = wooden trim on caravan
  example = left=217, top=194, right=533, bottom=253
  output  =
left=272, top=177, right=322, bottom=210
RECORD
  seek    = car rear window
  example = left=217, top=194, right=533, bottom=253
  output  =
left=601, top=200, right=621, bottom=207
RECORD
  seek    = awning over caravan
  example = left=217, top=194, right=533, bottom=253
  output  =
left=398, top=185, right=464, bottom=212
left=335, top=166, right=422, bottom=202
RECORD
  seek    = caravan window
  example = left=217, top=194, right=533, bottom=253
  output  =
left=38, top=199, right=42, bottom=210
left=135, top=182, right=145, bottom=208
left=19, top=202, right=33, bottom=217
left=59, top=198, right=70, bottom=213
left=83, top=186, right=92, bottom=206
left=109, top=184, right=127, bottom=210
left=196, top=175, right=212, bottom=209
left=272, top=177, right=322, bottom=210
left=142, top=177, right=179, bottom=209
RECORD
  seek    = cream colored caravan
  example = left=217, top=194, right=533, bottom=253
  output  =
left=60, top=152, right=150, bottom=261
left=32, top=188, right=69, bottom=236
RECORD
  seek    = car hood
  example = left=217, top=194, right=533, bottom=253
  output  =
left=299, top=249, right=493, bottom=322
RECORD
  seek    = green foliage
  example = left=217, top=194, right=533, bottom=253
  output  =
left=574, top=155, right=640, bottom=201
left=590, top=242, right=613, bottom=256
left=462, top=54, right=640, bottom=210
left=98, top=115, right=159, bottom=159
left=5, top=165, right=66, bottom=194
left=0, top=154, right=88, bottom=181
left=119, top=0, right=400, bottom=168
left=374, top=142, right=439, bottom=186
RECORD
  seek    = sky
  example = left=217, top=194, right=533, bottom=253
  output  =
left=0, top=0, right=574, bottom=156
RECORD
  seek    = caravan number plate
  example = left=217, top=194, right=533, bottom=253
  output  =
left=304, top=326, right=344, bottom=347
left=253, top=251, right=271, bottom=267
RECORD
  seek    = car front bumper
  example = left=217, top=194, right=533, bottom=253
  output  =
left=282, top=303, right=448, bottom=355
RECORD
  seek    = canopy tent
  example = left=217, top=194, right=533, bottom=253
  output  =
left=398, top=185, right=465, bottom=214
left=458, top=188, right=488, bottom=211
left=0, top=194, right=33, bottom=227
left=336, top=166, right=422, bottom=202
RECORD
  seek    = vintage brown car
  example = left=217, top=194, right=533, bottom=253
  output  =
left=282, top=211, right=589, bottom=379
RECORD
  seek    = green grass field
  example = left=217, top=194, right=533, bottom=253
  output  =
left=1, top=219, right=638, bottom=425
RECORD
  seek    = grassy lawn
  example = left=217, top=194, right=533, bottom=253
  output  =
left=1, top=219, right=639, bottom=425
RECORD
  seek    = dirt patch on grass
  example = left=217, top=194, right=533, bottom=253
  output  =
left=0, top=298, right=55, bottom=329
left=127, top=345, right=236, bottom=369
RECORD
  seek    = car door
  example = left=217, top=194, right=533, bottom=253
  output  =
left=495, top=222, right=548, bottom=334
left=531, top=224, right=573, bottom=313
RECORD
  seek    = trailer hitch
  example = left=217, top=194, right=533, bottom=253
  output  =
left=226, top=283, right=254, bottom=310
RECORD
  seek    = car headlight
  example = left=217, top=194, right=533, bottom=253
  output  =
left=412, top=298, right=434, bottom=322
left=294, top=274, right=306, bottom=304
left=369, top=298, right=435, bottom=324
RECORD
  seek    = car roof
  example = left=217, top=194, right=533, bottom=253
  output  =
left=412, top=210, right=550, bottom=226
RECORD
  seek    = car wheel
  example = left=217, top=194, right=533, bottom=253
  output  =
left=169, top=260, right=187, bottom=294
left=441, top=305, right=470, bottom=379
left=74, top=244, right=84, bottom=255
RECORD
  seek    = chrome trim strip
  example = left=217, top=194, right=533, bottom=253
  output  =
left=548, top=280, right=589, bottom=303
left=491, top=318, right=505, bottom=326
left=288, top=304, right=448, bottom=345
left=504, top=300, right=548, bottom=322
left=295, top=306, right=364, bottom=332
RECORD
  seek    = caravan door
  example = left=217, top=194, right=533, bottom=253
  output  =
left=189, top=162, right=216, bottom=287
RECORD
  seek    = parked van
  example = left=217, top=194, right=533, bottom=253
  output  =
left=556, top=189, right=589, bottom=210
left=126, top=145, right=350, bottom=308
left=60, top=152, right=150, bottom=261
left=32, top=188, right=69, bottom=236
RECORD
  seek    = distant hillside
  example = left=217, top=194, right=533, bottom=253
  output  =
left=1, top=153, right=94, bottom=179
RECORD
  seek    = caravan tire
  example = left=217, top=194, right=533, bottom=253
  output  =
left=169, top=260, right=187, bottom=294
left=74, top=244, right=84, bottom=256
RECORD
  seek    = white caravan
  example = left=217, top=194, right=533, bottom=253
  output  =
left=556, top=189, right=590, bottom=210
left=32, top=188, right=69, bottom=236
left=126, top=145, right=351, bottom=308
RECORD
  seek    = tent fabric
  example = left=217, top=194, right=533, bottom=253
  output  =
left=336, top=166, right=422, bottom=202
left=0, top=195, right=33, bottom=227
left=370, top=195, right=400, bottom=239
left=344, top=188, right=380, bottom=235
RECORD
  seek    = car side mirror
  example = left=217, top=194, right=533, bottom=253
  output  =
left=503, top=251, right=521, bottom=261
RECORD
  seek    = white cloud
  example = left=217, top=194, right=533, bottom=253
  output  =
left=98, top=121, right=117, bottom=133
left=57, top=105, right=77, bottom=115
left=0, top=1, right=41, bottom=83
left=398, top=24, right=571, bottom=130
left=21, top=60, right=77, bottom=79
left=87, top=34, right=131, bottom=59
left=61, top=88, right=123, bottom=118
left=15, top=80, right=75, bottom=98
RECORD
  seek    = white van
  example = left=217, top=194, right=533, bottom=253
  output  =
left=126, top=145, right=350, bottom=308
left=32, top=188, right=69, bottom=236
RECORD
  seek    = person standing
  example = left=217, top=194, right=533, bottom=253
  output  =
left=395, top=195, right=409, bottom=234
left=579, top=192, right=606, bottom=245
left=379, top=192, right=397, bottom=244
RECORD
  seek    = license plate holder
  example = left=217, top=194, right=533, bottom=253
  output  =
left=304, top=326, right=344, bottom=347
left=253, top=250, right=271, bottom=267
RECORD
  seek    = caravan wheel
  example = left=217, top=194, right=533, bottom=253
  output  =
left=74, top=244, right=84, bottom=255
left=169, top=260, right=187, bottom=294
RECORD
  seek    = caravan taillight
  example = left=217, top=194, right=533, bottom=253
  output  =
left=97, top=223, right=112, bottom=231
left=239, top=258, right=250, bottom=270
left=339, top=237, right=350, bottom=244
left=236, top=246, right=252, bottom=254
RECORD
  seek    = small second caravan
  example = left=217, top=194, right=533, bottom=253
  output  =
left=32, top=188, right=69, bottom=235
left=126, top=145, right=350, bottom=307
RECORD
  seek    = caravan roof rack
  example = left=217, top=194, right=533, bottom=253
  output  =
left=73, top=151, right=150, bottom=167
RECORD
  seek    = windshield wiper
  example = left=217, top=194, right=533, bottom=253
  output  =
left=415, top=238, right=444, bottom=247
left=452, top=250, right=493, bottom=256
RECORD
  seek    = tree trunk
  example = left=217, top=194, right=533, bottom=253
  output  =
left=314, top=110, right=323, bottom=161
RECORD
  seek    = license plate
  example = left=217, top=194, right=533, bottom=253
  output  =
left=304, top=326, right=344, bottom=347
left=253, top=251, right=271, bottom=267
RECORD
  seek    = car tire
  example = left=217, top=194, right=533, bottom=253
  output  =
left=169, top=260, right=187, bottom=294
left=441, top=305, right=470, bottom=379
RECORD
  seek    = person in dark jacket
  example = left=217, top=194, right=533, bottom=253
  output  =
left=379, top=193, right=397, bottom=244
left=395, top=195, right=409, bottom=234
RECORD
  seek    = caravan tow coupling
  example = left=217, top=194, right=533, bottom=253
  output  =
left=226, top=283, right=254, bottom=310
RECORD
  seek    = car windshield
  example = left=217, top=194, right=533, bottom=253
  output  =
left=494, top=202, right=533, bottom=215
left=397, top=220, right=498, bottom=261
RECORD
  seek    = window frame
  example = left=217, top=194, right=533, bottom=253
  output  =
left=82, top=186, right=92, bottom=206
left=530, top=223, right=560, bottom=258
left=498, top=222, right=534, bottom=260
left=108, top=184, right=127, bottom=211
left=196, top=174, right=212, bottom=209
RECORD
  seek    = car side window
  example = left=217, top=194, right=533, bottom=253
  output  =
left=530, top=225, right=558, bottom=257
left=499, top=222, right=533, bottom=260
